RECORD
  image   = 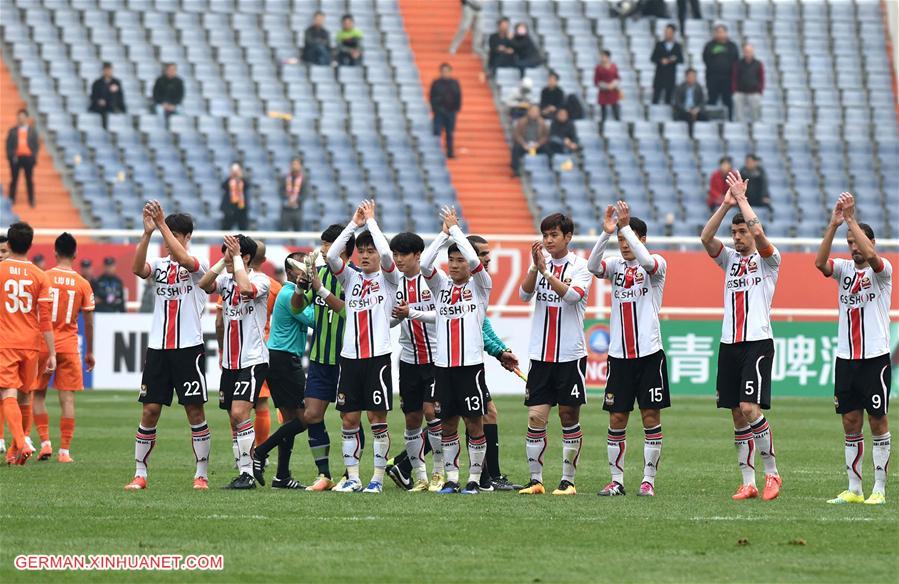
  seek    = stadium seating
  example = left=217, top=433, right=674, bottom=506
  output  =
left=478, top=0, right=898, bottom=238
left=0, top=0, right=460, bottom=234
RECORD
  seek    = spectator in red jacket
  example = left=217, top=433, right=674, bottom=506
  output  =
left=732, top=43, right=765, bottom=122
left=593, top=50, right=621, bottom=123
left=707, top=156, right=732, bottom=211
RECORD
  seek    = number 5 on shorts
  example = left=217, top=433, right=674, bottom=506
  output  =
left=745, top=380, right=755, bottom=396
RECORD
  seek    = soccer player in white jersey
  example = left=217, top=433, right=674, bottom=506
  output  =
left=327, top=200, right=401, bottom=493
left=588, top=202, right=670, bottom=497
left=518, top=213, right=593, bottom=496
left=125, top=202, right=211, bottom=491
left=701, top=171, right=783, bottom=501
left=420, top=207, right=493, bottom=495
left=198, top=234, right=270, bottom=490
left=815, top=193, right=892, bottom=505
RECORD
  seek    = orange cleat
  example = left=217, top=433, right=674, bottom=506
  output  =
left=124, top=476, right=148, bottom=490
left=15, top=445, right=35, bottom=465
left=762, top=474, right=782, bottom=501
left=193, top=477, right=209, bottom=490
left=57, top=452, right=75, bottom=463
left=38, top=443, right=53, bottom=461
left=731, top=484, right=759, bottom=500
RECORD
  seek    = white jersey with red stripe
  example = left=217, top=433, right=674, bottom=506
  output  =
left=336, top=265, right=399, bottom=359
left=713, top=244, right=781, bottom=344
left=521, top=252, right=593, bottom=362
left=595, top=254, right=667, bottom=359
left=147, top=256, right=209, bottom=350
left=396, top=273, right=438, bottom=365
left=830, top=258, right=892, bottom=359
left=217, top=271, right=270, bottom=369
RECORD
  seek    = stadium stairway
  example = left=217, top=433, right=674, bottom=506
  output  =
left=0, top=57, right=83, bottom=228
left=398, top=0, right=534, bottom=234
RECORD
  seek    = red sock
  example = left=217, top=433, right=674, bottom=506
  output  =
left=2, top=398, right=25, bottom=450
left=20, top=401, right=32, bottom=436
left=34, top=412, right=50, bottom=443
left=60, top=417, right=75, bottom=450
left=254, top=407, right=271, bottom=445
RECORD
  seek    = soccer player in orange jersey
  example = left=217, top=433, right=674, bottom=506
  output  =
left=30, top=233, right=95, bottom=463
left=0, top=222, right=56, bottom=465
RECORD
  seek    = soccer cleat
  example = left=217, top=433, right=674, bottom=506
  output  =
left=14, top=444, right=34, bottom=465
left=410, top=479, right=430, bottom=492
left=762, top=474, right=782, bottom=501
left=306, top=475, right=335, bottom=491
left=598, top=481, right=626, bottom=496
left=333, top=478, right=363, bottom=493
left=637, top=482, right=655, bottom=497
left=223, top=473, right=257, bottom=490
left=491, top=475, right=521, bottom=491
left=332, top=476, right=348, bottom=491
left=38, top=442, right=53, bottom=461
left=57, top=452, right=75, bottom=463
left=428, top=472, right=446, bottom=492
left=731, top=484, right=759, bottom=500
left=827, top=490, right=865, bottom=504
left=552, top=480, right=577, bottom=496
left=193, top=477, right=209, bottom=490
left=864, top=492, right=885, bottom=505
left=437, top=481, right=461, bottom=494
left=518, top=479, right=545, bottom=495
left=0, top=438, right=6, bottom=453
left=252, top=454, right=267, bottom=486
left=5, top=447, right=15, bottom=465
left=461, top=481, right=480, bottom=495
left=124, top=476, right=148, bottom=490
left=272, top=477, right=306, bottom=490
left=362, top=481, right=384, bottom=493
left=386, top=463, right=413, bottom=491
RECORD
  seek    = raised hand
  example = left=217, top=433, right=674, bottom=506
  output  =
left=839, top=192, right=855, bottom=219
left=531, top=241, right=546, bottom=272
left=141, top=204, right=155, bottom=234
left=602, top=205, right=617, bottom=234
left=361, top=199, right=376, bottom=221
left=615, top=200, right=630, bottom=230
left=723, top=186, right=737, bottom=207
left=440, top=205, right=459, bottom=230
left=830, top=197, right=845, bottom=226
left=351, top=203, right=366, bottom=226
left=147, top=200, right=165, bottom=225
left=223, top=235, right=240, bottom=258
left=725, top=170, right=748, bottom=201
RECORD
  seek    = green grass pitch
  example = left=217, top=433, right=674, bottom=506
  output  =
left=1, top=392, right=896, bottom=583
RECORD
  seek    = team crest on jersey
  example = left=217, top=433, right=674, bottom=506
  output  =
left=178, top=267, right=190, bottom=281
left=563, top=277, right=572, bottom=285
left=462, top=288, right=473, bottom=301
left=747, top=259, right=759, bottom=273
left=421, top=289, right=432, bottom=301
left=604, top=392, right=614, bottom=406
left=633, top=271, right=645, bottom=285
left=337, top=393, right=346, bottom=406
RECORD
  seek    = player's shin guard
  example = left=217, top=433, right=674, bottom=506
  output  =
left=2, top=398, right=25, bottom=450
left=191, top=421, right=211, bottom=479
left=844, top=432, right=864, bottom=494
left=561, top=424, right=582, bottom=483
left=607, top=428, right=626, bottom=485
left=59, top=417, right=75, bottom=452
left=526, top=426, right=547, bottom=483
left=750, top=416, right=778, bottom=476
left=427, top=419, right=444, bottom=473
left=371, top=423, right=390, bottom=484
left=35, top=412, right=50, bottom=443
left=341, top=426, right=362, bottom=481
left=235, top=419, right=255, bottom=475
left=404, top=427, right=427, bottom=481
left=19, top=400, right=32, bottom=436
left=231, top=430, right=238, bottom=466
left=643, top=425, right=663, bottom=486
left=468, top=434, right=487, bottom=484
left=308, top=421, right=331, bottom=477
left=254, top=407, right=271, bottom=445
left=134, top=425, right=157, bottom=478
left=734, top=425, right=756, bottom=486
left=872, top=433, right=890, bottom=494
left=442, top=433, right=461, bottom=483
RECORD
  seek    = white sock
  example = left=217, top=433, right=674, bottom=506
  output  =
left=134, top=425, right=157, bottom=478
left=58, top=448, right=70, bottom=456
left=405, top=427, right=427, bottom=481
left=872, top=432, right=891, bottom=494
left=844, top=433, right=864, bottom=495
left=442, top=433, right=460, bottom=483
left=427, top=419, right=444, bottom=474
left=735, top=425, right=756, bottom=486
left=561, top=424, right=582, bottom=483
left=467, top=434, right=486, bottom=484
left=231, top=430, right=238, bottom=466
left=750, top=415, right=778, bottom=476
left=372, top=423, right=390, bottom=484
left=191, top=421, right=211, bottom=479
left=342, top=426, right=361, bottom=481
left=526, top=426, right=547, bottom=483
left=607, top=427, right=626, bottom=485
left=643, top=425, right=663, bottom=486
left=235, top=419, right=255, bottom=475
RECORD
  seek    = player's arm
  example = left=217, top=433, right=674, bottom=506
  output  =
left=842, top=193, right=884, bottom=273
left=700, top=190, right=733, bottom=258
left=483, top=318, right=519, bottom=372
left=37, top=277, right=56, bottom=372
left=444, top=207, right=492, bottom=290
left=197, top=258, right=224, bottom=294
left=361, top=200, right=399, bottom=282
left=408, top=308, right=437, bottom=324
left=728, top=170, right=775, bottom=255
left=520, top=241, right=541, bottom=298
left=420, top=226, right=450, bottom=291
left=131, top=205, right=155, bottom=279
left=148, top=200, right=199, bottom=271
left=308, top=269, right=345, bottom=313
left=82, top=309, right=95, bottom=371
left=326, top=205, right=365, bottom=281
left=814, top=197, right=845, bottom=277
left=587, top=205, right=617, bottom=277
left=214, top=306, right=224, bottom=354
left=616, top=200, right=658, bottom=274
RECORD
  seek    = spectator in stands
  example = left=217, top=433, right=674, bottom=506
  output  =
left=740, top=154, right=770, bottom=209
left=505, top=77, right=535, bottom=121
left=89, top=62, right=126, bottom=129
left=511, top=22, right=542, bottom=77
left=449, top=0, right=483, bottom=55
left=336, top=14, right=363, bottom=66
left=281, top=156, right=306, bottom=231
left=487, top=18, right=516, bottom=77
left=302, top=11, right=332, bottom=65
left=32, top=254, right=45, bottom=270
left=673, top=68, right=707, bottom=137
left=677, top=0, right=702, bottom=36
left=702, top=25, right=739, bottom=121
left=221, top=162, right=250, bottom=230
left=707, top=156, right=732, bottom=211
left=540, top=70, right=565, bottom=119
left=547, top=108, right=579, bottom=157
left=651, top=24, right=683, bottom=105
left=429, top=63, right=462, bottom=159
left=594, top=50, right=621, bottom=123
left=733, top=43, right=765, bottom=122
left=6, top=109, right=39, bottom=207
left=94, top=257, right=126, bottom=313
left=79, top=258, right=94, bottom=284
left=511, top=104, right=549, bottom=176
left=152, top=63, right=184, bottom=128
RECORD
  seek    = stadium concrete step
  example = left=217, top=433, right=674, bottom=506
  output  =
left=398, top=0, right=535, bottom=234
left=0, top=57, right=84, bottom=231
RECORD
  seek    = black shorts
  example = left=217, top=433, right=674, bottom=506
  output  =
left=525, top=357, right=587, bottom=407
left=399, top=361, right=436, bottom=414
left=716, top=339, right=774, bottom=410
left=604, top=350, right=671, bottom=412
left=139, top=344, right=208, bottom=406
left=266, top=350, right=306, bottom=411
left=219, top=363, right=270, bottom=411
left=434, top=364, right=491, bottom=419
left=336, top=354, right=393, bottom=412
left=834, top=354, right=891, bottom=416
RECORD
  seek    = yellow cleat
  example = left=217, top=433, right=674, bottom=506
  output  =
left=552, top=480, right=577, bottom=495
left=428, top=472, right=446, bottom=492
left=518, top=479, right=545, bottom=495
left=410, top=479, right=430, bottom=492
left=305, top=474, right=335, bottom=492
left=864, top=492, right=885, bottom=505
left=826, top=490, right=865, bottom=504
